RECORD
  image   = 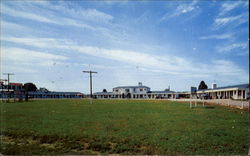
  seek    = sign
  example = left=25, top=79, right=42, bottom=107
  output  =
left=191, top=87, right=197, bottom=93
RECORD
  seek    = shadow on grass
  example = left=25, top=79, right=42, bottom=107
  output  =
left=204, top=106, right=215, bottom=109
left=1, top=99, right=35, bottom=103
left=190, top=106, right=215, bottom=109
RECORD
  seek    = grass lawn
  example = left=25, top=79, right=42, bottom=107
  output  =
left=0, top=99, right=249, bottom=155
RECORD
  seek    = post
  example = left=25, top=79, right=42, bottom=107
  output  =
left=236, top=90, right=238, bottom=99
left=190, top=87, right=197, bottom=109
left=0, top=79, right=7, bottom=102
left=83, top=70, right=97, bottom=99
left=3, top=73, right=14, bottom=102
left=7, top=74, right=9, bottom=102
left=90, top=72, right=92, bottom=98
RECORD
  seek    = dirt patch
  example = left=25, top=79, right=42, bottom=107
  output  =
left=1, top=133, right=163, bottom=155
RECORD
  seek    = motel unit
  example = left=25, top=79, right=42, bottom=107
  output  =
left=94, top=82, right=178, bottom=99
left=0, top=82, right=84, bottom=99
left=93, top=83, right=249, bottom=100
left=196, top=84, right=249, bottom=100
left=93, top=82, right=175, bottom=99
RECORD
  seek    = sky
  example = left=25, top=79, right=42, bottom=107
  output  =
left=0, top=0, right=249, bottom=93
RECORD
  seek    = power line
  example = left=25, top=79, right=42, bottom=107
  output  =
left=82, top=71, right=97, bottom=98
left=3, top=73, right=14, bottom=102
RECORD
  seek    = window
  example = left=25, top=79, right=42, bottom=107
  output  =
left=140, top=88, right=143, bottom=91
left=125, top=89, right=130, bottom=92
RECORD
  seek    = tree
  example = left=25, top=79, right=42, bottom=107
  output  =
left=24, top=83, right=37, bottom=101
left=102, top=89, right=107, bottom=92
left=198, top=81, right=208, bottom=90
left=24, top=83, right=37, bottom=91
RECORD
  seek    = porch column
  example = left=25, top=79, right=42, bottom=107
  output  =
left=245, top=90, right=247, bottom=99
left=236, top=90, right=238, bottom=99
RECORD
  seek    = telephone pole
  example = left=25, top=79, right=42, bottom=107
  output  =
left=3, top=73, right=14, bottom=102
left=82, top=71, right=97, bottom=98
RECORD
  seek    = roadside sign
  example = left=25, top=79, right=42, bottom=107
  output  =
left=191, top=87, right=197, bottom=93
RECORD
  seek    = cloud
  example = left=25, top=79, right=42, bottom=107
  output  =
left=1, top=37, right=189, bottom=73
left=219, top=1, right=246, bottom=16
left=0, top=3, right=121, bottom=44
left=1, top=5, right=55, bottom=23
left=2, top=65, right=39, bottom=74
left=216, top=43, right=248, bottom=53
left=0, top=46, right=69, bottom=79
left=1, top=20, right=25, bottom=30
left=2, top=36, right=195, bottom=73
left=1, top=1, right=248, bottom=92
left=2, top=47, right=68, bottom=63
left=34, top=1, right=114, bottom=23
left=1, top=2, right=113, bottom=25
left=210, top=60, right=246, bottom=79
left=65, top=8, right=113, bottom=23
left=1, top=4, right=96, bottom=30
left=160, top=1, right=199, bottom=21
left=2, top=36, right=75, bottom=49
left=215, top=14, right=241, bottom=25
left=2, top=36, right=247, bottom=80
left=213, top=13, right=248, bottom=29
left=199, top=33, right=232, bottom=40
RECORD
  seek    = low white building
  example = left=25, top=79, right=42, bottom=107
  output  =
left=93, top=82, right=175, bottom=99
left=93, top=83, right=249, bottom=100
left=196, top=84, right=249, bottom=100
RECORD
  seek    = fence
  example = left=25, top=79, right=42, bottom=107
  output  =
left=169, top=98, right=249, bottom=109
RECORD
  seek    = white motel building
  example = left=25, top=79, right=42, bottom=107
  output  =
left=196, top=83, right=249, bottom=100
left=93, top=82, right=175, bottom=99
left=93, top=82, right=249, bottom=100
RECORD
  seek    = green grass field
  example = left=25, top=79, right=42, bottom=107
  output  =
left=0, top=99, right=249, bottom=155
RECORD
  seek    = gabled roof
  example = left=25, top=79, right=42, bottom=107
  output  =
left=113, top=85, right=150, bottom=89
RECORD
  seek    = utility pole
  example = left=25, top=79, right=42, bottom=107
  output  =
left=0, top=79, right=7, bottom=101
left=3, top=73, right=14, bottom=102
left=82, top=71, right=97, bottom=98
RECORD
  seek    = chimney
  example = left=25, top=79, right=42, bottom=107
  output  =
left=138, top=82, right=142, bottom=86
left=212, top=83, right=217, bottom=89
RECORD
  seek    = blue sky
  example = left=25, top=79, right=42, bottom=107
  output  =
left=1, top=0, right=249, bottom=93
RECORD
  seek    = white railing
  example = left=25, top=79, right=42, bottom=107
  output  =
left=168, top=98, right=249, bottom=109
